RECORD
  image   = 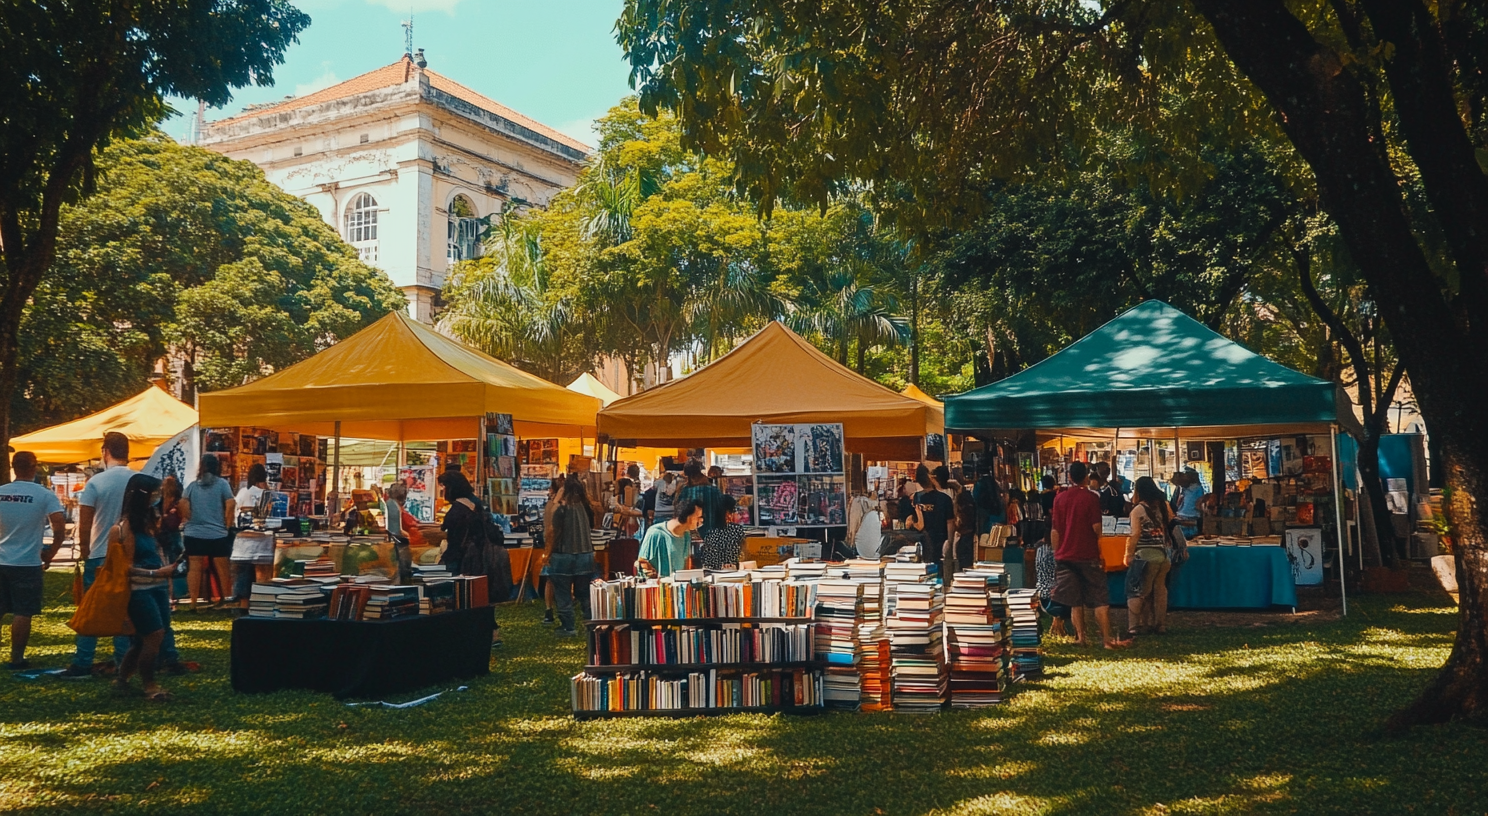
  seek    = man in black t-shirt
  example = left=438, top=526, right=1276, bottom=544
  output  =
left=909, top=465, right=954, bottom=569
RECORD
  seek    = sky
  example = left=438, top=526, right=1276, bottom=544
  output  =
left=164, top=0, right=633, bottom=147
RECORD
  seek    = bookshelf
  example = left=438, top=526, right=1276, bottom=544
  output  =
left=573, top=578, right=826, bottom=718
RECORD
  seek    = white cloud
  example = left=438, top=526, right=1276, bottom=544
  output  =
left=295, top=68, right=341, bottom=97
left=364, top=0, right=464, bottom=13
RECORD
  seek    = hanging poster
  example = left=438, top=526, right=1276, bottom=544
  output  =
left=750, top=423, right=845, bottom=527
left=753, top=424, right=797, bottom=473
left=756, top=476, right=800, bottom=526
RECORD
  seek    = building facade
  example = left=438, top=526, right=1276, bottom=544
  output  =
left=200, top=53, right=588, bottom=323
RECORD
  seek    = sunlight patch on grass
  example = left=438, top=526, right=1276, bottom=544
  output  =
left=934, top=790, right=1050, bottom=815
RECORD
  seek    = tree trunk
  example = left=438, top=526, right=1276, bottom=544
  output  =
left=1195, top=0, right=1488, bottom=727
left=1355, top=431, right=1399, bottom=567
left=0, top=314, right=18, bottom=486
left=909, top=272, right=920, bottom=386
left=855, top=336, right=866, bottom=374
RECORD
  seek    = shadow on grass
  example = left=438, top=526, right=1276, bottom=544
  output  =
left=3, top=572, right=1486, bottom=815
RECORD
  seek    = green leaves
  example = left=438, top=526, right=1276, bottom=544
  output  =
left=12, top=135, right=403, bottom=430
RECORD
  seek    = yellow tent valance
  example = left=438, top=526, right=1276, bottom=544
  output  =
left=198, top=311, right=600, bottom=440
left=12, top=386, right=197, bottom=464
left=598, top=321, right=928, bottom=460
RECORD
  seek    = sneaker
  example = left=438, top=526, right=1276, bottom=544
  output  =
left=162, top=661, right=201, bottom=676
left=541, top=611, right=556, bottom=625
left=59, top=664, right=94, bottom=679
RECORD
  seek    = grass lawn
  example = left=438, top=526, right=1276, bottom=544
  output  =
left=2, top=570, right=1484, bottom=816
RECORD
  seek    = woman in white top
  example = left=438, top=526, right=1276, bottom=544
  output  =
left=230, top=464, right=272, bottom=608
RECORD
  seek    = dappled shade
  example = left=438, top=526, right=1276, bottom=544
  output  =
left=945, top=301, right=1362, bottom=437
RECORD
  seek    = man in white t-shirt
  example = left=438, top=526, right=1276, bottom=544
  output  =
left=61, top=432, right=136, bottom=678
left=0, top=452, right=66, bottom=669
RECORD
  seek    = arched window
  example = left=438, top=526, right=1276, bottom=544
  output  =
left=344, top=193, right=379, bottom=263
left=447, top=194, right=483, bottom=264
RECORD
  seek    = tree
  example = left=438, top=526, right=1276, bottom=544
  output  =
left=14, top=136, right=404, bottom=428
left=0, top=0, right=309, bottom=477
left=439, top=216, right=601, bottom=385
left=617, top=0, right=1488, bottom=727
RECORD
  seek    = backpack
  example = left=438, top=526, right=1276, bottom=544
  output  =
left=445, top=498, right=514, bottom=602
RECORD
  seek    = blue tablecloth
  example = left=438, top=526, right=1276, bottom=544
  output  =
left=1106, top=545, right=1298, bottom=609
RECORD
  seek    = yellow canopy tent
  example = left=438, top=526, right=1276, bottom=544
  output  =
left=12, top=385, right=197, bottom=464
left=901, top=383, right=945, bottom=434
left=598, top=321, right=929, bottom=460
left=566, top=372, right=624, bottom=407
left=198, top=311, right=600, bottom=440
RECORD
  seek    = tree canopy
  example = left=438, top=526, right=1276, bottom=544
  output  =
left=13, top=136, right=405, bottom=433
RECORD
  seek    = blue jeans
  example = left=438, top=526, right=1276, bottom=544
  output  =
left=548, top=552, right=595, bottom=632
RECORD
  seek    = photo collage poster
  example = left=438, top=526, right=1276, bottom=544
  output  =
left=750, top=423, right=846, bottom=527
left=482, top=413, right=519, bottom=518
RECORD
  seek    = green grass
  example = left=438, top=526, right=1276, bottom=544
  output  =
left=2, top=571, right=1484, bottom=816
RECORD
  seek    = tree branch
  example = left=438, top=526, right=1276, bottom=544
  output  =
left=1294, top=244, right=1374, bottom=419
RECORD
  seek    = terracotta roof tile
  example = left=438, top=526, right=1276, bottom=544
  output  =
left=213, top=56, right=590, bottom=155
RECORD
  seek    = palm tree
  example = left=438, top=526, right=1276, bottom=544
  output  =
left=437, top=218, right=597, bottom=384
left=788, top=263, right=911, bottom=373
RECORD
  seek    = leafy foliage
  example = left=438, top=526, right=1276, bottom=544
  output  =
left=12, top=137, right=405, bottom=432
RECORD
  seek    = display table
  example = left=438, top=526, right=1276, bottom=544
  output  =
left=1105, top=545, right=1297, bottom=609
left=231, top=606, right=494, bottom=698
left=1099, top=535, right=1128, bottom=572
left=508, top=546, right=543, bottom=593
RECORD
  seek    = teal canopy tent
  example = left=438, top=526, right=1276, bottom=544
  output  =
left=944, top=301, right=1363, bottom=439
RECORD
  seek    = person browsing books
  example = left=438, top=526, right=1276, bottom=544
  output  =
left=548, top=474, right=597, bottom=636
left=179, top=454, right=236, bottom=612
left=699, top=494, right=747, bottom=570
left=1050, top=461, right=1130, bottom=650
left=636, top=498, right=704, bottom=579
left=675, top=459, right=726, bottom=539
left=109, top=474, right=181, bottom=701
left=907, top=464, right=953, bottom=569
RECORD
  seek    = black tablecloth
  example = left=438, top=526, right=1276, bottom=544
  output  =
left=231, top=607, right=495, bottom=698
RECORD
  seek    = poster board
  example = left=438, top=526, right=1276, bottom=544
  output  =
left=750, top=423, right=845, bottom=528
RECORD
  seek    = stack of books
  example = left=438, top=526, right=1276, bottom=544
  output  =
left=887, top=582, right=946, bottom=713
left=944, top=570, right=1009, bottom=707
left=362, top=585, right=420, bottom=620
left=411, top=564, right=451, bottom=581
left=246, top=580, right=332, bottom=619
left=857, top=620, right=891, bottom=711
left=1005, top=587, right=1043, bottom=680
left=418, top=579, right=458, bottom=616
left=814, top=579, right=866, bottom=709
left=295, top=558, right=339, bottom=579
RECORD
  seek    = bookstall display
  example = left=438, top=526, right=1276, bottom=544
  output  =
left=815, top=579, right=867, bottom=708
left=943, top=564, right=1011, bottom=707
left=1006, top=587, right=1044, bottom=679
left=884, top=563, right=946, bottom=713
left=572, top=574, right=824, bottom=718
left=204, top=427, right=326, bottom=518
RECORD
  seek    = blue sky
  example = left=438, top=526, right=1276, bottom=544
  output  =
left=165, top=0, right=633, bottom=146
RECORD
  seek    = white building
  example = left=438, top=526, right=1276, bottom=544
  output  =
left=200, top=52, right=589, bottom=323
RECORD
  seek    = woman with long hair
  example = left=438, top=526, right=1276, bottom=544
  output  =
left=110, top=474, right=180, bottom=700
left=179, top=455, right=236, bottom=612
left=547, top=474, right=596, bottom=635
left=438, top=470, right=509, bottom=647
left=1124, top=476, right=1175, bottom=636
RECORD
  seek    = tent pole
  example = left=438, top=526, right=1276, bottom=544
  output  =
left=1330, top=424, right=1348, bottom=616
left=331, top=420, right=342, bottom=524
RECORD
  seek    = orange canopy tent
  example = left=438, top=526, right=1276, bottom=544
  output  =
left=597, top=321, right=929, bottom=460
left=198, top=311, right=600, bottom=440
left=12, top=385, right=197, bottom=464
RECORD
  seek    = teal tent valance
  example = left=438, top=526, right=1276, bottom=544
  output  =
left=945, top=301, right=1362, bottom=437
